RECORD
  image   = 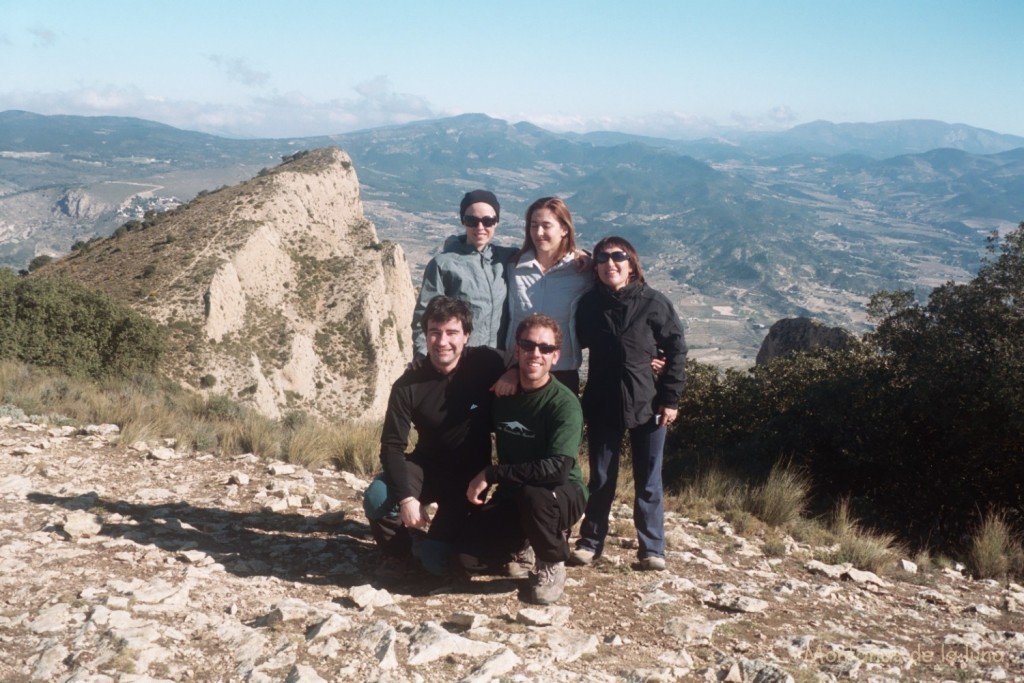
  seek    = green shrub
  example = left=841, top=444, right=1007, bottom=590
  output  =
left=28, top=255, right=54, bottom=272
left=0, top=270, right=162, bottom=380
left=665, top=223, right=1024, bottom=554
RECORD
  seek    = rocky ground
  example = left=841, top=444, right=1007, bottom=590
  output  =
left=1, top=417, right=1022, bottom=683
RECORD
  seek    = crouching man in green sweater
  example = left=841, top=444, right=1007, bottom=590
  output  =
left=463, top=314, right=588, bottom=604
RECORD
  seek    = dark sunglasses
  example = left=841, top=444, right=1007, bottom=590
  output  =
left=463, top=215, right=498, bottom=228
left=517, top=338, right=559, bottom=354
left=595, top=251, right=630, bottom=264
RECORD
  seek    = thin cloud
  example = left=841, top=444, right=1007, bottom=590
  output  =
left=508, top=106, right=801, bottom=139
left=730, top=105, right=799, bottom=131
left=28, top=24, right=56, bottom=47
left=349, top=76, right=438, bottom=121
left=0, top=79, right=798, bottom=140
left=0, top=79, right=444, bottom=138
left=507, top=111, right=729, bottom=140
left=207, top=55, right=271, bottom=88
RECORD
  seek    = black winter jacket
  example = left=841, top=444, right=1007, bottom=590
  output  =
left=576, top=282, right=687, bottom=430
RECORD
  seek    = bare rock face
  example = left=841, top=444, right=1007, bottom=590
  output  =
left=755, top=316, right=856, bottom=365
left=55, top=189, right=109, bottom=219
left=48, top=147, right=415, bottom=421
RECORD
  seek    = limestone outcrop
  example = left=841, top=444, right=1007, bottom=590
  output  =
left=755, top=316, right=856, bottom=365
left=55, top=189, right=110, bottom=219
left=47, top=147, right=415, bottom=420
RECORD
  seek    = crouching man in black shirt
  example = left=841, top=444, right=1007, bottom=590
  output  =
left=362, top=296, right=505, bottom=579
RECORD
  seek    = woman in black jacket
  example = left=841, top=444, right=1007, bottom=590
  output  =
left=570, top=236, right=687, bottom=571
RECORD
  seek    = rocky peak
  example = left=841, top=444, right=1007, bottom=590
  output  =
left=55, top=189, right=109, bottom=219
left=755, top=316, right=856, bottom=365
left=47, top=147, right=415, bottom=420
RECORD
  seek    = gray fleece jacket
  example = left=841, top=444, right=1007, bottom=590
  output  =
left=411, top=234, right=517, bottom=358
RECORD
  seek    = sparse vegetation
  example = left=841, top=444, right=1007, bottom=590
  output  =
left=27, top=254, right=54, bottom=271
left=762, top=534, right=788, bottom=558
left=817, top=499, right=905, bottom=573
left=0, top=359, right=381, bottom=475
left=967, top=510, right=1024, bottom=580
left=743, top=460, right=809, bottom=528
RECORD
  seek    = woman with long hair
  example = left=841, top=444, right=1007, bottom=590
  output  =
left=494, top=196, right=592, bottom=394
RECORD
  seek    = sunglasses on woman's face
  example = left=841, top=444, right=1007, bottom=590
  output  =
left=463, top=215, right=498, bottom=228
left=517, top=338, right=559, bottom=354
left=595, top=251, right=629, bottom=264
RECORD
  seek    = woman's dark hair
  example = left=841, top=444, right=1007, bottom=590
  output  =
left=591, top=235, right=645, bottom=285
left=421, top=296, right=473, bottom=336
left=515, top=197, right=577, bottom=264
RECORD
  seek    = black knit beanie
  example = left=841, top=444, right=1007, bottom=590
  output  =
left=459, top=190, right=500, bottom=221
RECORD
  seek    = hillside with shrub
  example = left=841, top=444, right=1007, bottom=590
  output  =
left=0, top=269, right=162, bottom=380
left=669, top=222, right=1024, bottom=562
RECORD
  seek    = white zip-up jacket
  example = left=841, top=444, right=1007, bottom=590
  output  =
left=505, top=250, right=594, bottom=372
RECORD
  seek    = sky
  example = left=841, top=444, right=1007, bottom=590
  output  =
left=2, top=0, right=1023, bottom=140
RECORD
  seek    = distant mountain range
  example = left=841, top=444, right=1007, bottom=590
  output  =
left=2, top=110, right=1022, bottom=366
left=577, top=119, right=1024, bottom=159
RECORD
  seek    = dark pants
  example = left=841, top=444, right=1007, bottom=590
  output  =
left=362, top=456, right=475, bottom=561
left=459, top=481, right=586, bottom=564
left=577, top=417, right=667, bottom=560
left=552, top=369, right=581, bottom=396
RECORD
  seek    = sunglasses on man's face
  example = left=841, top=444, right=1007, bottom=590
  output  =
left=463, top=215, right=498, bottom=229
left=595, top=250, right=630, bottom=264
left=517, top=338, right=559, bottom=355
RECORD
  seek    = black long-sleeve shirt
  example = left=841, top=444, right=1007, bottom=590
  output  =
left=379, top=346, right=506, bottom=500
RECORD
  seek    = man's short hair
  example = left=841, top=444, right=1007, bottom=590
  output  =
left=515, top=313, right=562, bottom=349
left=421, top=296, right=474, bottom=336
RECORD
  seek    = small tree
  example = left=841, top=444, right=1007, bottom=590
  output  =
left=27, top=255, right=54, bottom=272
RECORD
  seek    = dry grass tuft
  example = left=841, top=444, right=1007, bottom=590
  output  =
left=817, top=498, right=905, bottom=573
left=967, top=510, right=1024, bottom=580
left=667, top=464, right=743, bottom=519
left=743, top=461, right=809, bottom=528
left=284, top=420, right=335, bottom=469
left=235, top=411, right=282, bottom=460
left=325, top=421, right=383, bottom=476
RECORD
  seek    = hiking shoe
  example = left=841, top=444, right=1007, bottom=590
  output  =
left=529, top=561, right=566, bottom=605
left=457, top=552, right=489, bottom=574
left=638, top=555, right=666, bottom=571
left=505, top=544, right=535, bottom=580
left=377, top=554, right=411, bottom=582
left=567, top=547, right=596, bottom=566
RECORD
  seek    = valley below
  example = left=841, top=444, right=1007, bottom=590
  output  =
left=3, top=111, right=1023, bottom=368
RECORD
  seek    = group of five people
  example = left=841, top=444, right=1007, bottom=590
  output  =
left=364, top=189, right=687, bottom=604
